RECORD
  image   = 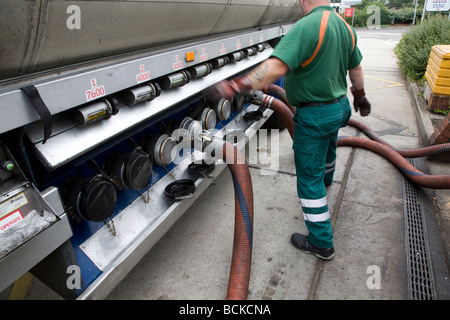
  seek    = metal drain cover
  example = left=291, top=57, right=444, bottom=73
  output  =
left=403, top=158, right=436, bottom=300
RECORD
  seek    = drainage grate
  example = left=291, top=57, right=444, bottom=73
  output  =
left=402, top=158, right=436, bottom=300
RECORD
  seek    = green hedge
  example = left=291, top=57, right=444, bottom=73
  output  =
left=395, top=15, right=450, bottom=81
left=341, top=3, right=422, bottom=27
left=391, top=8, right=419, bottom=24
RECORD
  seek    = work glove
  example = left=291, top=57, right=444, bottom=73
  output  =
left=350, top=87, right=371, bottom=117
left=207, top=75, right=252, bottom=101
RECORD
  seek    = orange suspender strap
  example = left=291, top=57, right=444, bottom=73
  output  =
left=300, top=10, right=331, bottom=68
left=335, top=12, right=356, bottom=51
left=300, top=11, right=356, bottom=68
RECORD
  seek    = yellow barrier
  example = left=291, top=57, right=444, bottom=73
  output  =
left=425, top=45, right=450, bottom=97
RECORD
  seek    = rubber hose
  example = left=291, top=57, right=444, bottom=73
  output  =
left=255, top=88, right=450, bottom=189
left=263, top=84, right=296, bottom=115
left=263, top=86, right=449, bottom=158
left=348, top=118, right=450, bottom=158
left=270, top=98, right=295, bottom=139
left=337, top=136, right=450, bottom=189
left=222, top=141, right=254, bottom=300
left=254, top=90, right=294, bottom=139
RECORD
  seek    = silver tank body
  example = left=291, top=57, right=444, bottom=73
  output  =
left=0, top=0, right=302, bottom=80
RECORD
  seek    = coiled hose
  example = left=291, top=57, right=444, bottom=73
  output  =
left=253, top=89, right=450, bottom=189
left=222, top=141, right=254, bottom=300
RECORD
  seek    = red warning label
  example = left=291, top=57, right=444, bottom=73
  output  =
left=0, top=210, right=24, bottom=233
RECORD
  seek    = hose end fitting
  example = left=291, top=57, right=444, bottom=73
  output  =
left=251, top=90, right=274, bottom=110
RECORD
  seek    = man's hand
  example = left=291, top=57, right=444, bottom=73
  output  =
left=350, top=87, right=371, bottom=117
left=207, top=76, right=252, bottom=101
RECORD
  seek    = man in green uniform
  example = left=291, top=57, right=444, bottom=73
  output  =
left=210, top=0, right=371, bottom=260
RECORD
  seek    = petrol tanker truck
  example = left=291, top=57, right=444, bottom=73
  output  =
left=0, top=0, right=302, bottom=299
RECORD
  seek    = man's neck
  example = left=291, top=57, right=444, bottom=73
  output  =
left=302, top=1, right=330, bottom=15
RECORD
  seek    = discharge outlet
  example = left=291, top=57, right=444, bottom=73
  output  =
left=199, top=108, right=217, bottom=131
left=61, top=175, right=117, bottom=222
left=103, top=149, right=153, bottom=191
left=141, top=133, right=177, bottom=167
left=71, top=100, right=113, bottom=127
left=124, top=83, right=160, bottom=105
left=160, top=71, right=191, bottom=90
left=215, top=98, right=231, bottom=121
left=188, top=63, right=213, bottom=79
left=211, top=56, right=229, bottom=69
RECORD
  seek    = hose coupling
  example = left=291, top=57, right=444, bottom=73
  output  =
left=251, top=90, right=274, bottom=110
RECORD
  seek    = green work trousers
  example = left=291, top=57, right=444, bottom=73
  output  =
left=292, top=96, right=351, bottom=249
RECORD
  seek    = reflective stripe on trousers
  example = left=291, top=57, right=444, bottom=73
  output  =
left=292, top=97, right=351, bottom=248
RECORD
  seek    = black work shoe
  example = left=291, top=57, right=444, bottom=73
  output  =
left=290, top=233, right=335, bottom=260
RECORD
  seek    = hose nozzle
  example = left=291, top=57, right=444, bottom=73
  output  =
left=251, top=90, right=274, bottom=110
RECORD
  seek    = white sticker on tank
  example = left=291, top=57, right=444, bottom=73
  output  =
left=0, top=192, right=28, bottom=218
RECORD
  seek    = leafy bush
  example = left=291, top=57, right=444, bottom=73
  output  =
left=391, top=7, right=420, bottom=24
left=395, top=15, right=450, bottom=81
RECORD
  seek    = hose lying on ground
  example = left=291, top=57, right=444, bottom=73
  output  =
left=222, top=141, right=254, bottom=300
left=252, top=90, right=450, bottom=189
left=337, top=136, right=450, bottom=189
left=348, top=118, right=450, bottom=158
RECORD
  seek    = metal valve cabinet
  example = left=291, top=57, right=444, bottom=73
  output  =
left=0, top=0, right=301, bottom=299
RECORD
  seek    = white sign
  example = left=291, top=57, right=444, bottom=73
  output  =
left=426, top=0, right=450, bottom=11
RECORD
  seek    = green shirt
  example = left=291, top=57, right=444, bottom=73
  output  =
left=271, top=6, right=363, bottom=105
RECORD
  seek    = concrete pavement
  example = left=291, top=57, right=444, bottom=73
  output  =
left=105, top=28, right=449, bottom=300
